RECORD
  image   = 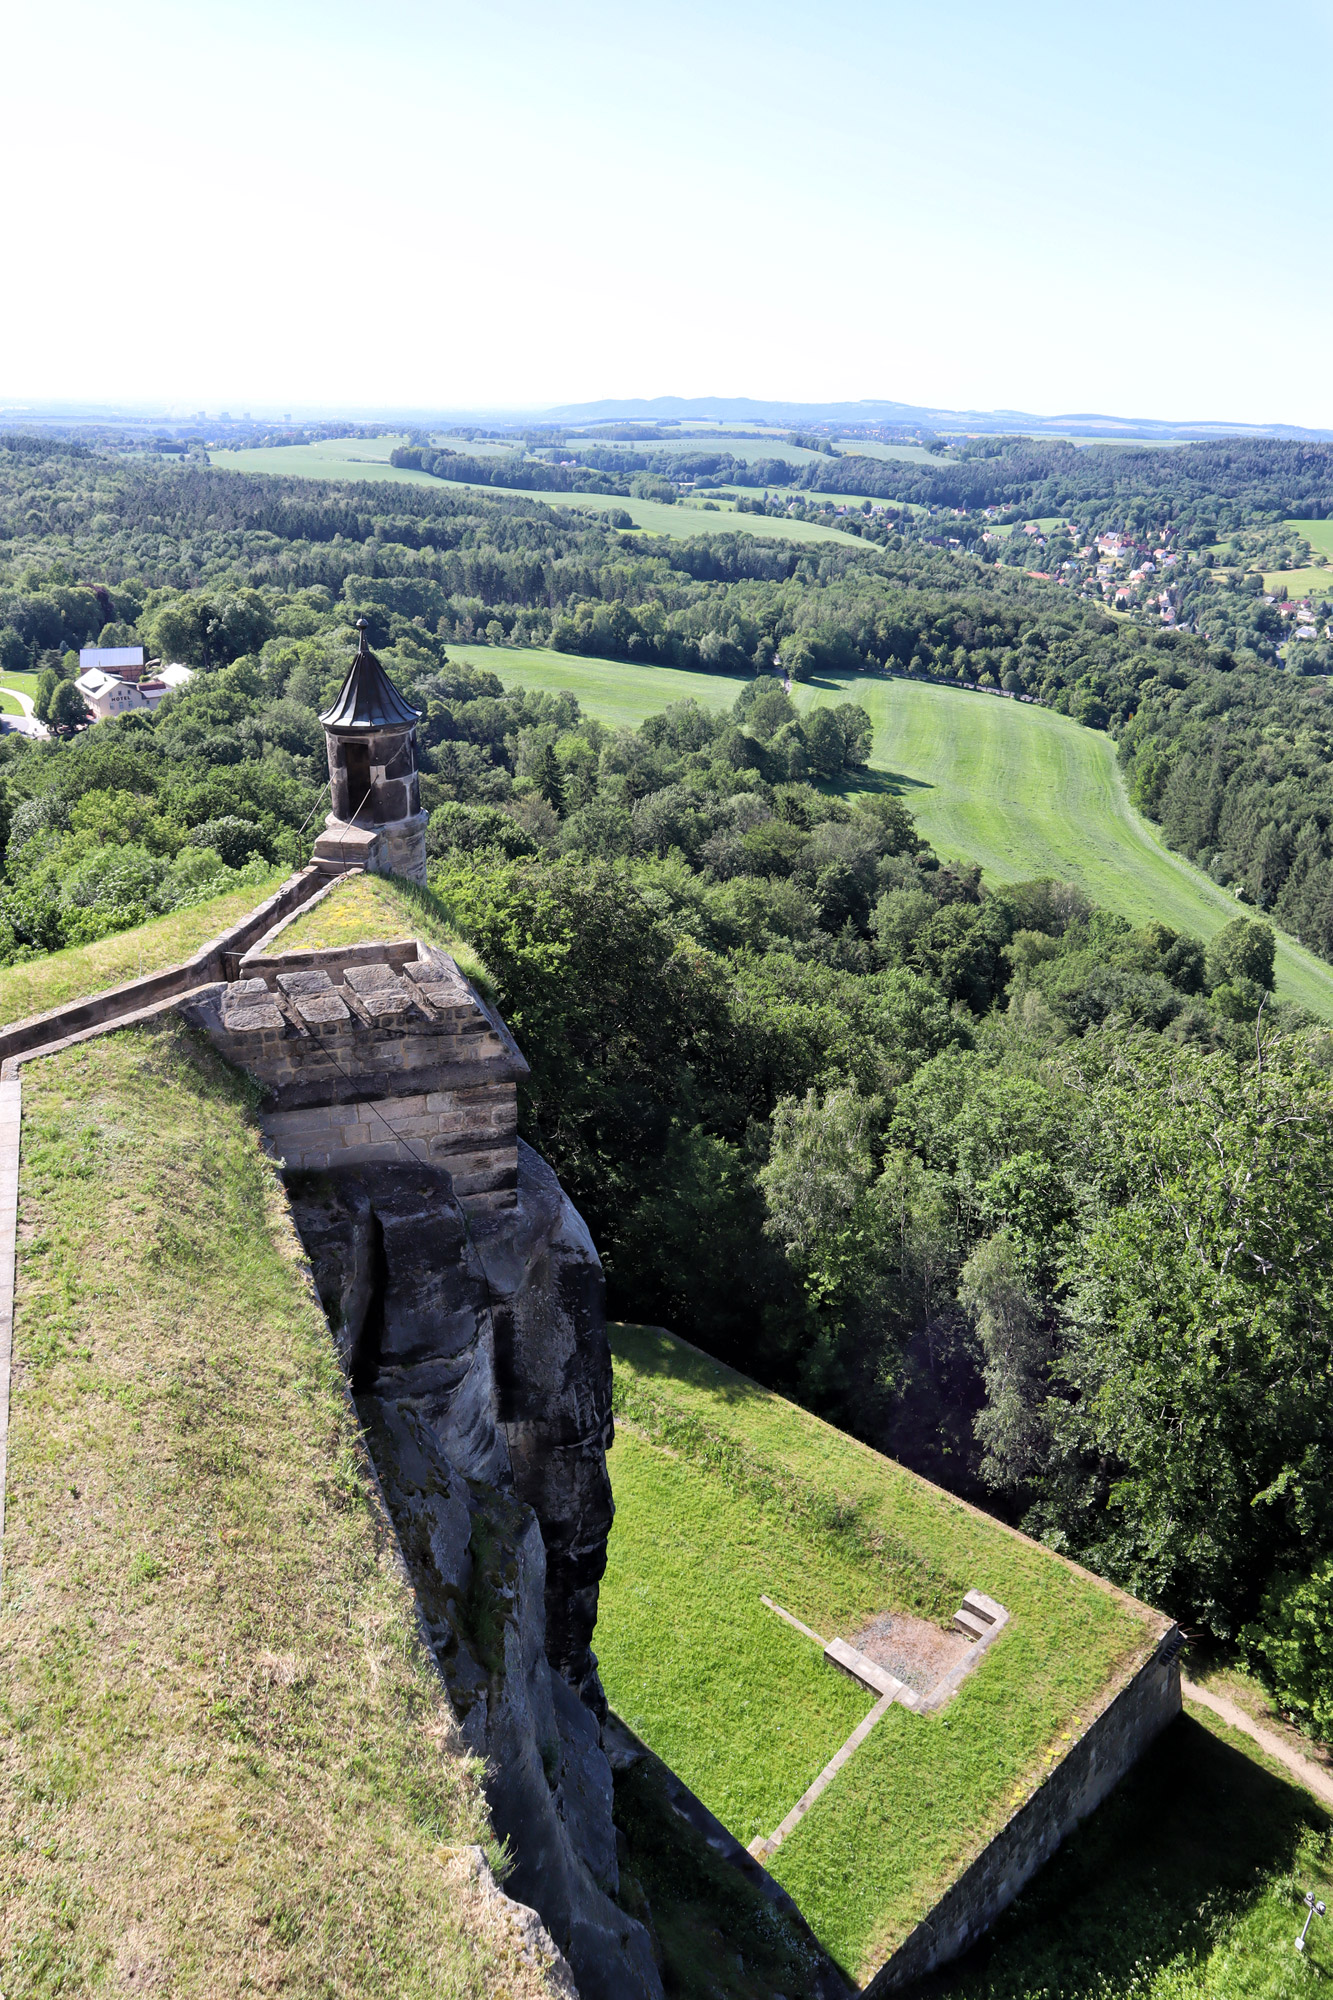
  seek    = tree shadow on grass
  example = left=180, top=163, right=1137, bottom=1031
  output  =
left=914, top=1712, right=1333, bottom=2000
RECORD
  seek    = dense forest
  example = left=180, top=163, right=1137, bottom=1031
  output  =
left=2, top=435, right=1333, bottom=1733
left=391, top=433, right=1333, bottom=541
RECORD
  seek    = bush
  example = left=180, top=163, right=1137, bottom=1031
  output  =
left=426, top=802, right=536, bottom=862
left=187, top=815, right=270, bottom=868
left=1244, top=1561, right=1333, bottom=1740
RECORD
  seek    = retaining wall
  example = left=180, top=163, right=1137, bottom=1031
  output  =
left=865, top=1631, right=1182, bottom=1993
left=263, top=1082, right=518, bottom=1205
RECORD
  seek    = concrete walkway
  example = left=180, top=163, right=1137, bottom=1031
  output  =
left=1, top=686, right=37, bottom=718
left=1182, top=1676, right=1333, bottom=1808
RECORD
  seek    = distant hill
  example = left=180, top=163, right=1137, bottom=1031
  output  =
left=539, top=394, right=1333, bottom=443
left=6, top=395, right=1333, bottom=445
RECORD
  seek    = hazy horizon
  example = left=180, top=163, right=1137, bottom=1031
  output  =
left=5, top=0, right=1330, bottom=426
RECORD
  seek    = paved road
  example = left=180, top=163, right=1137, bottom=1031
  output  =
left=0, top=688, right=49, bottom=738
left=1182, top=1676, right=1333, bottom=1807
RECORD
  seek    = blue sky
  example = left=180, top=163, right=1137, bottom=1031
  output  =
left=6, top=0, right=1330, bottom=424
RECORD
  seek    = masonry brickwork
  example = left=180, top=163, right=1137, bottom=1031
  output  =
left=182, top=938, right=527, bottom=1211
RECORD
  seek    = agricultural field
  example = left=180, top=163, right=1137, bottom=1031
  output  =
left=1262, top=516, right=1333, bottom=595
left=453, top=644, right=1333, bottom=1017
left=208, top=434, right=443, bottom=489
left=598, top=1324, right=1159, bottom=1985
left=208, top=435, right=870, bottom=548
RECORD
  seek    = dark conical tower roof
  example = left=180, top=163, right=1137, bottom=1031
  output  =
left=320, top=618, right=420, bottom=732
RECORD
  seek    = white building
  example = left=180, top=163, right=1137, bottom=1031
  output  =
left=74, top=662, right=193, bottom=723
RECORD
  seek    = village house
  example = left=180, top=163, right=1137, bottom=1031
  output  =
left=74, top=660, right=193, bottom=723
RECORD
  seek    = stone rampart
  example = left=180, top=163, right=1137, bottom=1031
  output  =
left=864, top=1630, right=1183, bottom=1992
left=0, top=865, right=325, bottom=1070
left=181, top=938, right=528, bottom=1212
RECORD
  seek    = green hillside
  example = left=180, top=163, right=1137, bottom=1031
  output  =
left=451, top=645, right=1333, bottom=1018
left=207, top=437, right=868, bottom=548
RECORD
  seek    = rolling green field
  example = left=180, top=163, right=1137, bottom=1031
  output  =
left=208, top=435, right=869, bottom=548
left=599, top=1325, right=1155, bottom=1984
left=450, top=644, right=1333, bottom=1017
left=448, top=642, right=752, bottom=723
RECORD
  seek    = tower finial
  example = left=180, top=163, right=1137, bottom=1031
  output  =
left=355, top=616, right=370, bottom=654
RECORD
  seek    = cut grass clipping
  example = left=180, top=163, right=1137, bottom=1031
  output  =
left=0, top=1020, right=534, bottom=1998
left=598, top=1325, right=1158, bottom=1987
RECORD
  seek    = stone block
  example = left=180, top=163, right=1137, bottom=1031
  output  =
left=952, top=1609, right=990, bottom=1642
left=277, top=969, right=337, bottom=996
left=824, top=1637, right=907, bottom=1700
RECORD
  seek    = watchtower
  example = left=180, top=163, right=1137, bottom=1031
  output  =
left=313, top=618, right=428, bottom=884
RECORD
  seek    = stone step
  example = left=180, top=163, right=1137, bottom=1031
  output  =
left=824, top=1637, right=908, bottom=1701
left=952, top=1608, right=990, bottom=1642
left=961, top=1589, right=1004, bottom=1627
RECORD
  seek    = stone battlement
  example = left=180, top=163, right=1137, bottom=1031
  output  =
left=182, top=939, right=528, bottom=1211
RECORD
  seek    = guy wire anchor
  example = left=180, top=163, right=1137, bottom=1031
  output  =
left=1296, top=1889, right=1326, bottom=1952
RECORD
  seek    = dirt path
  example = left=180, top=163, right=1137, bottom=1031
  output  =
left=1182, top=1676, right=1333, bottom=1808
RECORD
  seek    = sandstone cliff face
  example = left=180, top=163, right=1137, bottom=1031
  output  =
left=288, top=1141, right=661, bottom=2000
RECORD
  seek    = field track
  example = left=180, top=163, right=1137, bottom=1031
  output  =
left=450, top=644, right=1333, bottom=1017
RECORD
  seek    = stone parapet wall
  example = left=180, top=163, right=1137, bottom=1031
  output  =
left=181, top=938, right=528, bottom=1213
left=0, top=866, right=325, bottom=1068
left=865, top=1632, right=1183, bottom=1993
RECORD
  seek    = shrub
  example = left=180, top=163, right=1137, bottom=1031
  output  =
left=187, top=815, right=270, bottom=868
left=1244, top=1561, right=1333, bottom=1740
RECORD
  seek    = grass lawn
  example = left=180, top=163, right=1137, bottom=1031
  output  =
left=599, top=1326, right=1158, bottom=1986
left=0, top=873, right=287, bottom=1029
left=0, top=669, right=43, bottom=716
left=271, top=872, right=493, bottom=993
left=0, top=1022, right=517, bottom=1995
left=925, top=1703, right=1333, bottom=2000
left=443, top=647, right=1333, bottom=1018
left=449, top=643, right=752, bottom=725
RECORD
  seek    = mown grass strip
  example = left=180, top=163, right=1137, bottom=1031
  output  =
left=271, top=873, right=493, bottom=993
left=0, top=1021, right=514, bottom=1997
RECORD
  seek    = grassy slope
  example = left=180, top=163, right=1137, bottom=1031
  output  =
left=0, top=1022, right=514, bottom=1997
left=448, top=643, right=753, bottom=725
left=460, top=645, right=1333, bottom=1018
left=600, top=1326, right=1154, bottom=1985
left=207, top=439, right=867, bottom=549
left=925, top=1702, right=1333, bottom=2000
left=0, top=873, right=288, bottom=1029
left=271, top=872, right=493, bottom=992
left=797, top=674, right=1333, bottom=1017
